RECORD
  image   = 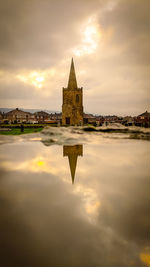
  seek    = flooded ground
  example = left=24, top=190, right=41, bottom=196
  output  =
left=0, top=126, right=150, bottom=267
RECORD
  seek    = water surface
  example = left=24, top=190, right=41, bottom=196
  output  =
left=0, top=128, right=150, bottom=267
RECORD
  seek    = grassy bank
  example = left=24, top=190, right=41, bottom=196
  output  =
left=0, top=122, right=58, bottom=135
left=0, top=128, right=43, bottom=135
left=0, top=123, right=57, bottom=128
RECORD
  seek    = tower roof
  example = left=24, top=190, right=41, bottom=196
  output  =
left=63, top=145, right=83, bottom=184
left=68, top=58, right=78, bottom=89
left=68, top=154, right=78, bottom=184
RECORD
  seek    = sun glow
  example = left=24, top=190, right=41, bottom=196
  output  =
left=0, top=156, right=59, bottom=174
left=73, top=16, right=101, bottom=57
left=17, top=68, right=56, bottom=89
left=140, top=253, right=150, bottom=266
left=17, top=71, right=45, bottom=89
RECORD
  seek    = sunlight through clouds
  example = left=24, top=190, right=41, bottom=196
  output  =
left=16, top=68, right=56, bottom=89
left=140, top=253, right=150, bottom=266
left=73, top=15, right=101, bottom=57
left=0, top=0, right=149, bottom=114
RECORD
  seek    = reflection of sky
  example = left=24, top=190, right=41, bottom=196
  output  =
left=0, top=138, right=150, bottom=267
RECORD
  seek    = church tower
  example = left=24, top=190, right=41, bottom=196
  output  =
left=62, top=58, right=83, bottom=125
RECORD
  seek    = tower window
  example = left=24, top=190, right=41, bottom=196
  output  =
left=76, top=94, right=79, bottom=103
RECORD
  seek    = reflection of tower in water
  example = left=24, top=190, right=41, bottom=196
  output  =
left=63, top=145, right=83, bottom=184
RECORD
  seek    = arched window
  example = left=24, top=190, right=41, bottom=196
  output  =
left=76, top=94, right=79, bottom=103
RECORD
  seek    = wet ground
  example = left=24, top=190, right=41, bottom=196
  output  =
left=0, top=126, right=150, bottom=267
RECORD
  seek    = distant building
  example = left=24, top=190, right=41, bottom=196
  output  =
left=138, top=111, right=150, bottom=119
left=0, top=112, right=3, bottom=123
left=122, top=116, right=134, bottom=126
left=63, top=144, right=83, bottom=184
left=34, top=111, right=51, bottom=123
left=3, top=108, right=33, bottom=123
left=1, top=108, right=62, bottom=124
left=135, top=110, right=150, bottom=127
left=83, top=113, right=96, bottom=124
left=49, top=112, right=62, bottom=122
left=62, top=58, right=83, bottom=126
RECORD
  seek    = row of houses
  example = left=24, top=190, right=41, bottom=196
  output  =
left=0, top=108, right=149, bottom=127
left=134, top=111, right=150, bottom=127
left=83, top=111, right=150, bottom=127
left=0, top=108, right=61, bottom=124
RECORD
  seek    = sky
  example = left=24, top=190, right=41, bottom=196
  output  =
left=0, top=0, right=149, bottom=116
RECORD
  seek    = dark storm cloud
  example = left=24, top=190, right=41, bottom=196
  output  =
left=101, top=0, right=150, bottom=37
left=0, top=168, right=145, bottom=267
left=0, top=78, right=36, bottom=99
left=0, top=0, right=149, bottom=113
left=99, top=0, right=150, bottom=64
left=98, top=175, right=150, bottom=245
left=0, top=0, right=101, bottom=70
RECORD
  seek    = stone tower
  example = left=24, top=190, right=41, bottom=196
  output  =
left=62, top=58, right=83, bottom=125
left=63, top=145, right=83, bottom=184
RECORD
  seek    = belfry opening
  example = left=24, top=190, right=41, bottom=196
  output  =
left=62, top=58, right=83, bottom=126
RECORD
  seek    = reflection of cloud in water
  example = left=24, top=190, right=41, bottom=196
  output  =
left=63, top=144, right=101, bottom=221
left=0, top=156, right=60, bottom=175
left=0, top=137, right=150, bottom=266
left=74, top=184, right=101, bottom=222
left=0, top=142, right=101, bottom=221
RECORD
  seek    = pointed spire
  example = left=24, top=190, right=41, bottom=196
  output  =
left=63, top=145, right=83, bottom=184
left=68, top=154, right=77, bottom=184
left=68, top=58, right=78, bottom=89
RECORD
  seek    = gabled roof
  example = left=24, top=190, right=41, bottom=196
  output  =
left=138, top=111, right=150, bottom=117
left=83, top=113, right=95, bottom=118
left=34, top=111, right=50, bottom=116
left=6, top=108, right=31, bottom=115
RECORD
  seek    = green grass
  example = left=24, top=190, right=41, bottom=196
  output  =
left=0, top=123, right=58, bottom=129
left=0, top=123, right=57, bottom=127
left=0, top=128, right=43, bottom=135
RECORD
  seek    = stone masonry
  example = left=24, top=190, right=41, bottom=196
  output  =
left=62, top=58, right=83, bottom=125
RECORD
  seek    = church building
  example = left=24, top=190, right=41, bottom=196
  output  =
left=62, top=58, right=83, bottom=125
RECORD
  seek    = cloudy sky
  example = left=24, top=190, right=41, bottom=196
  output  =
left=0, top=0, right=149, bottom=115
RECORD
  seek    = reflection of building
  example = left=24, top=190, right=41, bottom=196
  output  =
left=62, top=58, right=83, bottom=126
left=63, top=144, right=83, bottom=184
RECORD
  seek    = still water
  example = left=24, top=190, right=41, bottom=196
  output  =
left=0, top=127, right=150, bottom=267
